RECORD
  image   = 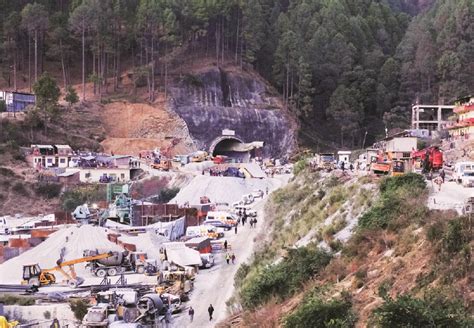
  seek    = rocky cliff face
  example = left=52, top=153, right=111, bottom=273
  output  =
left=168, top=67, right=296, bottom=158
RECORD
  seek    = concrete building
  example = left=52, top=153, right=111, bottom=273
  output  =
left=411, top=104, right=455, bottom=134
left=337, top=151, right=351, bottom=164
left=385, top=137, right=417, bottom=160
left=29, top=144, right=74, bottom=169
left=447, top=96, right=474, bottom=139
left=0, top=91, right=35, bottom=112
left=76, top=167, right=132, bottom=183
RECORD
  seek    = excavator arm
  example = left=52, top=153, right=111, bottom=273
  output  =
left=42, top=252, right=113, bottom=288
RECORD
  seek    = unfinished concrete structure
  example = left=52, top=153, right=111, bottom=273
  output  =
left=411, top=104, right=455, bottom=133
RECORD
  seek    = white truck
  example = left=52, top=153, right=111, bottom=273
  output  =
left=453, top=161, right=474, bottom=186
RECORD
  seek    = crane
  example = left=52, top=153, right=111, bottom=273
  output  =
left=22, top=252, right=113, bottom=288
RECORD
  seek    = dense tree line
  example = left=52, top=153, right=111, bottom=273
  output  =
left=0, top=0, right=472, bottom=147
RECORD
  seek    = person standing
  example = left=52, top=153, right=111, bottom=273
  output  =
left=208, top=304, right=214, bottom=321
left=234, top=225, right=238, bottom=234
left=231, top=253, right=236, bottom=264
left=440, top=169, right=446, bottom=183
left=225, top=252, right=230, bottom=264
left=188, top=306, right=195, bottom=322
left=224, top=240, right=228, bottom=251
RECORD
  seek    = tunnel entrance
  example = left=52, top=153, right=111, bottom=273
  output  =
left=210, top=137, right=250, bottom=162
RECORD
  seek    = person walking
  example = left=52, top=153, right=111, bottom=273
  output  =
left=341, top=161, right=345, bottom=171
left=188, top=306, right=194, bottom=322
left=208, top=304, right=214, bottom=321
left=224, top=240, right=228, bottom=251
left=231, top=253, right=236, bottom=264
left=225, top=252, right=230, bottom=264
left=249, top=218, right=254, bottom=228
left=440, top=169, right=446, bottom=183
left=234, top=225, right=238, bottom=234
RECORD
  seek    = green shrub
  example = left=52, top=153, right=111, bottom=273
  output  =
left=371, top=293, right=473, bottom=327
left=35, top=182, right=62, bottom=199
left=284, top=296, right=356, bottom=328
left=69, top=299, right=89, bottom=321
left=61, top=185, right=106, bottom=211
left=426, top=221, right=445, bottom=242
left=358, top=174, right=427, bottom=230
left=240, top=246, right=332, bottom=309
left=379, top=173, right=426, bottom=194
left=293, top=159, right=307, bottom=175
left=0, top=294, right=35, bottom=305
left=442, top=219, right=465, bottom=253
left=234, top=262, right=250, bottom=288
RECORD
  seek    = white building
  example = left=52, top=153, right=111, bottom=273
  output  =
left=337, top=151, right=351, bottom=164
left=75, top=168, right=132, bottom=183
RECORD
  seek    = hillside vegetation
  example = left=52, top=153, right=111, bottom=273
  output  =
left=225, top=167, right=473, bottom=327
left=0, top=0, right=472, bottom=150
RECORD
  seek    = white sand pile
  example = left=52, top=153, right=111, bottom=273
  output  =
left=0, top=225, right=123, bottom=284
left=170, top=175, right=278, bottom=205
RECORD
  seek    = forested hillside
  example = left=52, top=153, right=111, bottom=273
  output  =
left=0, top=0, right=472, bottom=149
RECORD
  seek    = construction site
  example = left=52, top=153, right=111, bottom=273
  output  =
left=0, top=135, right=292, bottom=327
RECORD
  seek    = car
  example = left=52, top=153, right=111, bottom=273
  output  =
left=203, top=219, right=233, bottom=231
left=232, top=205, right=257, bottom=217
left=251, top=189, right=264, bottom=198
left=461, top=171, right=474, bottom=187
left=200, top=253, right=215, bottom=268
left=242, top=194, right=254, bottom=205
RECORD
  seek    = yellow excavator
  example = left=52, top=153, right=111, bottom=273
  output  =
left=22, top=252, right=113, bottom=288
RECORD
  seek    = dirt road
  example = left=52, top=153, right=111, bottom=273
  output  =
left=172, top=176, right=290, bottom=328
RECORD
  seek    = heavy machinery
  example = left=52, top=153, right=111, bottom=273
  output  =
left=391, top=160, right=405, bottom=176
left=22, top=252, right=113, bottom=288
left=190, top=151, right=208, bottom=162
left=135, top=294, right=165, bottom=324
left=150, top=159, right=172, bottom=171
left=411, top=146, right=443, bottom=172
left=313, top=153, right=336, bottom=171
left=85, top=250, right=155, bottom=277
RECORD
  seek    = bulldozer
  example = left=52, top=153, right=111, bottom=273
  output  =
left=22, top=252, right=113, bottom=288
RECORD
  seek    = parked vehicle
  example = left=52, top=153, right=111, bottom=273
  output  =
left=205, top=211, right=238, bottom=226
left=84, top=250, right=155, bottom=277
left=232, top=205, right=257, bottom=217
left=315, top=153, right=336, bottom=171
left=461, top=171, right=474, bottom=187
left=242, top=194, right=254, bottom=204
left=203, top=219, right=233, bottom=231
left=391, top=160, right=405, bottom=176
left=411, top=146, right=444, bottom=172
left=251, top=189, right=264, bottom=198
left=160, top=293, right=182, bottom=313
left=185, top=225, right=219, bottom=239
left=151, top=159, right=171, bottom=171
left=191, top=151, right=208, bottom=162
left=213, top=155, right=230, bottom=164
left=199, top=253, right=215, bottom=268
left=453, top=162, right=474, bottom=183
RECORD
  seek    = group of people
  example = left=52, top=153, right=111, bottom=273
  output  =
left=340, top=161, right=354, bottom=172
left=225, top=252, right=236, bottom=264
